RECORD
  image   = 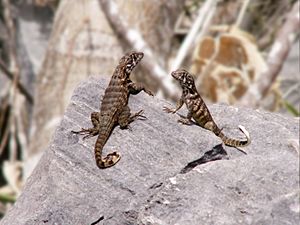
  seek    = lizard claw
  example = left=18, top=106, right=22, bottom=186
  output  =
left=72, top=128, right=98, bottom=139
left=138, top=115, right=147, bottom=120
left=163, top=106, right=176, bottom=114
left=71, top=128, right=89, bottom=134
left=125, top=125, right=133, bottom=131
left=177, top=118, right=193, bottom=125
left=130, top=110, right=147, bottom=121
left=82, top=134, right=94, bottom=140
left=136, top=110, right=147, bottom=120
left=144, top=89, right=154, bottom=96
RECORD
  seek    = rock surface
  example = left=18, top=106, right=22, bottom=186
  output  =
left=1, top=77, right=299, bottom=225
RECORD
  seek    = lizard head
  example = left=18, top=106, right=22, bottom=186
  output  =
left=119, top=51, right=144, bottom=77
left=171, top=69, right=196, bottom=91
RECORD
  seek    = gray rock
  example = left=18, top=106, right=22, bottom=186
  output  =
left=1, top=77, right=299, bottom=225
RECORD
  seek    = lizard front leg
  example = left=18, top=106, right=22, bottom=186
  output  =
left=127, top=82, right=154, bottom=96
left=163, top=95, right=184, bottom=114
left=72, top=112, right=100, bottom=139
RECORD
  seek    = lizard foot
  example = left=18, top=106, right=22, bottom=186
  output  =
left=177, top=118, right=193, bottom=125
left=163, top=106, right=176, bottom=114
left=71, top=128, right=98, bottom=140
left=131, top=110, right=146, bottom=120
left=71, top=128, right=86, bottom=134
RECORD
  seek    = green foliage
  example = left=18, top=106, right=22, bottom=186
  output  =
left=0, top=193, right=16, bottom=203
left=283, top=100, right=300, bottom=116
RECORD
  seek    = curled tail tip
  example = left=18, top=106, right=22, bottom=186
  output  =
left=219, top=125, right=251, bottom=147
left=238, top=125, right=251, bottom=146
left=96, top=151, right=121, bottom=169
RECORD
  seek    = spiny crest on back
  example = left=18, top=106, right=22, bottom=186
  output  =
left=118, top=51, right=144, bottom=77
left=171, top=69, right=196, bottom=91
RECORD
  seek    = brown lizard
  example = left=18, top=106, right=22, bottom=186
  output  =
left=72, top=51, right=153, bottom=169
left=163, top=69, right=250, bottom=147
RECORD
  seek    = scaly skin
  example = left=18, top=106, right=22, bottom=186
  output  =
left=72, top=52, right=153, bottom=168
left=164, top=69, right=250, bottom=147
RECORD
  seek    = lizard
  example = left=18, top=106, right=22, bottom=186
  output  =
left=72, top=51, right=153, bottom=169
left=163, top=69, right=250, bottom=147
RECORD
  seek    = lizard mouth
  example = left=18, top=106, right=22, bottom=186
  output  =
left=171, top=71, right=180, bottom=80
left=135, top=52, right=144, bottom=63
left=137, top=52, right=144, bottom=60
left=171, top=71, right=176, bottom=77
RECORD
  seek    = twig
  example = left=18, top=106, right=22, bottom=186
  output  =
left=0, top=59, right=34, bottom=104
left=194, top=1, right=217, bottom=45
left=194, top=4, right=220, bottom=88
left=239, top=1, right=300, bottom=107
left=98, top=0, right=179, bottom=99
left=0, top=127, right=9, bottom=156
left=0, top=98, right=10, bottom=156
left=2, top=0, right=22, bottom=163
left=170, top=0, right=217, bottom=72
left=59, top=19, right=89, bottom=112
left=235, top=0, right=250, bottom=28
left=2, top=0, right=20, bottom=86
left=282, top=82, right=300, bottom=99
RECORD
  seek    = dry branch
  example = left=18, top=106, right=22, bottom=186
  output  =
left=0, top=95, right=10, bottom=156
left=1, top=0, right=28, bottom=164
left=2, top=0, right=19, bottom=84
left=98, top=0, right=180, bottom=99
left=234, top=0, right=250, bottom=28
left=1, top=0, right=33, bottom=104
left=0, top=60, right=34, bottom=104
left=170, top=0, right=217, bottom=72
left=240, top=1, right=300, bottom=107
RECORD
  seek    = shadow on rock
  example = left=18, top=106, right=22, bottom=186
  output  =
left=180, top=144, right=229, bottom=174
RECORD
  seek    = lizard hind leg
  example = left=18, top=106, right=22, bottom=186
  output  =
left=71, top=112, right=100, bottom=139
left=118, top=106, right=145, bottom=129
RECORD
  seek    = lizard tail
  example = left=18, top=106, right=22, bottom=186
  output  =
left=217, top=125, right=251, bottom=147
left=94, top=124, right=121, bottom=169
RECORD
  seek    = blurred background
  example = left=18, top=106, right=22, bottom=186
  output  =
left=0, top=0, right=299, bottom=218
